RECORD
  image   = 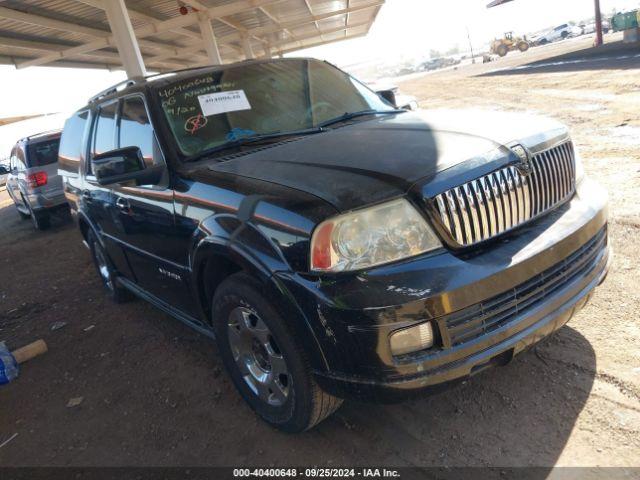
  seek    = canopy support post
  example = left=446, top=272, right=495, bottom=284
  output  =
left=198, top=13, right=223, bottom=65
left=103, top=0, right=146, bottom=78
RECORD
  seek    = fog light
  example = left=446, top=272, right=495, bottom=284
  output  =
left=389, top=322, right=434, bottom=356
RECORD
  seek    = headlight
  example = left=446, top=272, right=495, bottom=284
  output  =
left=574, top=144, right=586, bottom=184
left=310, top=198, right=441, bottom=272
left=390, top=322, right=435, bottom=356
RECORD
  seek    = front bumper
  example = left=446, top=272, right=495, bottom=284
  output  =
left=276, top=179, right=610, bottom=401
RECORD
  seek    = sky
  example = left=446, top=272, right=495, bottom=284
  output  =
left=298, top=0, right=640, bottom=66
left=0, top=0, right=639, bottom=122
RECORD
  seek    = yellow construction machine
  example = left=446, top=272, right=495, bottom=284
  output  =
left=490, top=32, right=530, bottom=57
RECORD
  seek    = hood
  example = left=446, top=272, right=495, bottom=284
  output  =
left=208, top=109, right=568, bottom=212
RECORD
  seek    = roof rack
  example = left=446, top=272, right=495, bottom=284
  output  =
left=88, top=76, right=144, bottom=103
left=20, top=128, right=62, bottom=143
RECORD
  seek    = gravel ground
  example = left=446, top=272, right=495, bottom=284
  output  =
left=0, top=37, right=638, bottom=470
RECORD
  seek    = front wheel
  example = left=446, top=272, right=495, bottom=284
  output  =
left=497, top=45, right=508, bottom=57
left=518, top=42, right=530, bottom=52
left=212, top=273, right=343, bottom=432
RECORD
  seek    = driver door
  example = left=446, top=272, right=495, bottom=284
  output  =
left=109, top=95, right=194, bottom=314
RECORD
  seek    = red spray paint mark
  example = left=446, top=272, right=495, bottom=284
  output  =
left=185, top=114, right=207, bottom=134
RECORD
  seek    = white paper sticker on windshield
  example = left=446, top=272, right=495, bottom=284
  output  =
left=198, top=90, right=251, bottom=116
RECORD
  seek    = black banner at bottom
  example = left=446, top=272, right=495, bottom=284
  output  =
left=0, top=467, right=638, bottom=480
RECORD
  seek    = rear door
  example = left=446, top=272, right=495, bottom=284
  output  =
left=25, top=137, right=62, bottom=199
left=109, top=95, right=194, bottom=313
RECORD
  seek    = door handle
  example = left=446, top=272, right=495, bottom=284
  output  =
left=116, top=197, right=131, bottom=213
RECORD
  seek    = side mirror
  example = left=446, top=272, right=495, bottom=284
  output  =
left=394, top=94, right=419, bottom=111
left=376, top=89, right=397, bottom=108
left=92, top=146, right=149, bottom=186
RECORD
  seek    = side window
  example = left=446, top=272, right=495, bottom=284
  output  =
left=59, top=110, right=89, bottom=175
left=16, top=147, right=26, bottom=171
left=93, top=102, right=118, bottom=158
left=9, top=148, right=16, bottom=171
left=118, top=96, right=162, bottom=168
left=89, top=102, right=118, bottom=176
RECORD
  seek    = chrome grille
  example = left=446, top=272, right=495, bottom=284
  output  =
left=434, top=141, right=576, bottom=246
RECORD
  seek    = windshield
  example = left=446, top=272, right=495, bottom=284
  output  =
left=27, top=138, right=60, bottom=167
left=155, top=59, right=394, bottom=159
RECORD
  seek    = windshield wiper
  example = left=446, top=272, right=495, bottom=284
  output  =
left=189, top=127, right=325, bottom=161
left=318, top=109, right=405, bottom=128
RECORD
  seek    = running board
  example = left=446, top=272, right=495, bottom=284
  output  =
left=117, top=276, right=215, bottom=340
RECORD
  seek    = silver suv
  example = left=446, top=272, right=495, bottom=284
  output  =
left=5, top=130, right=67, bottom=230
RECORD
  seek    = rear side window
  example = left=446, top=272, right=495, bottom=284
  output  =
left=93, top=102, right=118, bottom=156
left=15, top=147, right=26, bottom=171
left=27, top=138, right=60, bottom=167
left=119, top=96, right=161, bottom=167
left=59, top=110, right=89, bottom=174
left=9, top=147, right=16, bottom=171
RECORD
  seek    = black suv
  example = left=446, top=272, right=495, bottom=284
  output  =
left=59, top=58, right=610, bottom=432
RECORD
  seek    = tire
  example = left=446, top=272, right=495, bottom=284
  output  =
left=561, top=31, right=569, bottom=39
left=518, top=42, right=530, bottom=52
left=497, top=45, right=508, bottom=57
left=539, top=38, right=549, bottom=45
left=27, top=203, right=50, bottom=231
left=87, top=230, right=133, bottom=303
left=212, top=272, right=343, bottom=432
left=15, top=193, right=31, bottom=220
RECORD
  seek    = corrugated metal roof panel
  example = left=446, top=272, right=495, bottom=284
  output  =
left=0, top=0, right=383, bottom=70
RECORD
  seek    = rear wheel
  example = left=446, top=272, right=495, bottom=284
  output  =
left=518, top=42, right=530, bottom=52
left=496, top=44, right=508, bottom=57
left=15, top=194, right=30, bottom=219
left=27, top=203, right=50, bottom=230
left=212, top=273, right=342, bottom=432
left=87, top=230, right=133, bottom=303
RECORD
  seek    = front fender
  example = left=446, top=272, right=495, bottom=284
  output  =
left=190, top=214, right=331, bottom=373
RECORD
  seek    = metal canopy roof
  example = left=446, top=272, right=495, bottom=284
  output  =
left=0, top=0, right=384, bottom=72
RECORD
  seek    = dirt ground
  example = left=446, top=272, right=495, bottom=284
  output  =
left=0, top=37, right=639, bottom=470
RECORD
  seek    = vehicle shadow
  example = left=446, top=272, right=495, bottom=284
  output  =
left=479, top=41, right=640, bottom=76
left=0, top=200, right=72, bottom=234
left=306, top=325, right=595, bottom=471
left=0, top=197, right=73, bottom=253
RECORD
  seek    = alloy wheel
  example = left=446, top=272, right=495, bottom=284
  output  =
left=93, top=243, right=114, bottom=292
left=227, top=306, right=291, bottom=406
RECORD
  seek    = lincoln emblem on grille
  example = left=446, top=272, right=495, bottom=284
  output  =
left=511, top=144, right=533, bottom=176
